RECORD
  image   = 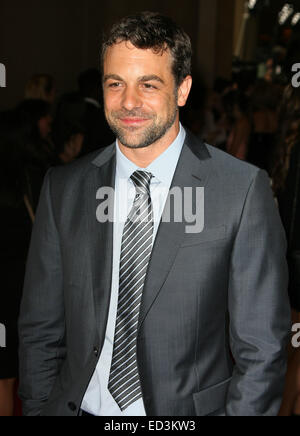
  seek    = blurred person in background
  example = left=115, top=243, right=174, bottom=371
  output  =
left=224, top=90, right=251, bottom=161
left=0, top=100, right=55, bottom=415
left=25, top=74, right=56, bottom=105
left=78, top=68, right=115, bottom=154
left=247, top=80, right=281, bottom=174
left=271, top=85, right=300, bottom=417
left=53, top=128, right=84, bottom=165
left=15, top=99, right=55, bottom=212
left=0, top=111, right=33, bottom=416
left=200, top=78, right=232, bottom=150
left=51, top=92, right=86, bottom=165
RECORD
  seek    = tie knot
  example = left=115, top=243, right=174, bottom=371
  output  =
left=130, top=171, right=153, bottom=195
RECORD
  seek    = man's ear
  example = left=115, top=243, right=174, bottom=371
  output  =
left=178, top=76, right=192, bottom=107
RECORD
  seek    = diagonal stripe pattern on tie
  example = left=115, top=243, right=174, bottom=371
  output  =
left=108, top=170, right=154, bottom=411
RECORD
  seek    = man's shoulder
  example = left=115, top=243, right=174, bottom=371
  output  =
left=203, top=143, right=262, bottom=188
left=185, top=130, right=260, bottom=184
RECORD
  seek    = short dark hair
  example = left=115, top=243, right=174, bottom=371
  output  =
left=101, top=11, right=192, bottom=87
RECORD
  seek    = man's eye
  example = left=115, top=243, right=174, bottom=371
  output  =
left=109, top=82, right=121, bottom=88
left=143, top=83, right=156, bottom=89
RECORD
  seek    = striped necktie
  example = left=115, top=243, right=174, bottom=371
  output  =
left=108, top=170, right=154, bottom=411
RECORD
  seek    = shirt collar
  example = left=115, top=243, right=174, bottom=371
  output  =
left=116, top=123, right=186, bottom=186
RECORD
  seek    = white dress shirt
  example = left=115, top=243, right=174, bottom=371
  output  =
left=81, top=124, right=186, bottom=416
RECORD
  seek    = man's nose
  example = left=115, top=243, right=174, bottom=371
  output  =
left=121, top=87, right=142, bottom=111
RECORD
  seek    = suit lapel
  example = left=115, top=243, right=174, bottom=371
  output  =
left=137, top=131, right=212, bottom=333
left=86, top=145, right=116, bottom=342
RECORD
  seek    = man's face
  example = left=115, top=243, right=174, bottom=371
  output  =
left=103, top=41, right=182, bottom=149
left=38, top=114, right=52, bottom=139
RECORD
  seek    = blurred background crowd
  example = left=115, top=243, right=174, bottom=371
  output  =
left=1, top=0, right=300, bottom=417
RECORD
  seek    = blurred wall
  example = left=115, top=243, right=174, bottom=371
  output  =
left=0, top=0, right=238, bottom=111
left=215, top=0, right=235, bottom=80
left=0, top=0, right=87, bottom=110
left=0, top=0, right=102, bottom=110
left=234, top=0, right=246, bottom=57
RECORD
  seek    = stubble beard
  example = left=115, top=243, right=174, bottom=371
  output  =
left=105, top=94, right=179, bottom=150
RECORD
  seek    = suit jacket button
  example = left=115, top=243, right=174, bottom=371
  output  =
left=93, top=347, right=99, bottom=357
left=68, top=402, right=77, bottom=412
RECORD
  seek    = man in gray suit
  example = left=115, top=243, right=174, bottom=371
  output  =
left=19, top=12, right=291, bottom=416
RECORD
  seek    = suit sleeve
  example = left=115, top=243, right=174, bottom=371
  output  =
left=226, top=169, right=291, bottom=416
left=18, top=168, right=66, bottom=416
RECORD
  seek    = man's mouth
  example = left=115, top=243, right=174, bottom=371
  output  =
left=119, top=118, right=150, bottom=126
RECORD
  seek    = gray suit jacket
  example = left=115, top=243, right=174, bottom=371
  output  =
left=18, top=131, right=291, bottom=416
